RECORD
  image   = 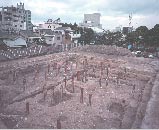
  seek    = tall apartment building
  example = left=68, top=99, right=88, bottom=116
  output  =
left=0, top=2, right=33, bottom=32
left=25, top=10, right=32, bottom=30
left=79, top=13, right=102, bottom=29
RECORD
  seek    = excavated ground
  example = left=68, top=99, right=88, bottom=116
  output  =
left=0, top=45, right=159, bottom=129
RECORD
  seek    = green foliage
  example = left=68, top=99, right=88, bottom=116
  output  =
left=126, top=24, right=159, bottom=47
left=79, top=27, right=95, bottom=44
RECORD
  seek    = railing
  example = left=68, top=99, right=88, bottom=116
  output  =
left=0, top=42, right=85, bottom=61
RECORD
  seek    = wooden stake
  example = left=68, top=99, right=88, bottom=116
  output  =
left=89, top=94, right=92, bottom=106
left=51, top=86, right=55, bottom=104
left=80, top=88, right=84, bottom=103
left=72, top=76, right=75, bottom=93
left=64, top=76, right=67, bottom=89
left=57, top=119, right=61, bottom=129
left=124, top=67, right=126, bottom=73
left=23, top=77, right=26, bottom=91
left=106, top=80, right=108, bottom=87
left=48, top=64, right=50, bottom=73
left=43, top=83, right=47, bottom=101
left=77, top=71, right=80, bottom=81
left=13, top=70, right=17, bottom=83
left=99, top=78, right=102, bottom=87
left=100, top=62, right=103, bottom=77
left=61, top=85, right=63, bottom=100
left=106, top=67, right=109, bottom=77
left=57, top=65, right=60, bottom=75
left=26, top=102, right=29, bottom=115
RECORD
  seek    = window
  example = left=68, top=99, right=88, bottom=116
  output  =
left=20, top=25, right=22, bottom=27
left=57, top=37, right=60, bottom=40
left=28, top=15, right=31, bottom=17
left=15, top=25, right=17, bottom=27
left=21, top=21, right=23, bottom=23
left=48, top=25, right=51, bottom=28
left=28, top=21, right=31, bottom=23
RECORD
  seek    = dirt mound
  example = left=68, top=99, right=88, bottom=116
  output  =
left=72, top=45, right=134, bottom=57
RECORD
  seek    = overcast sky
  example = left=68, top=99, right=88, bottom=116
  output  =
left=1, top=0, right=159, bottom=30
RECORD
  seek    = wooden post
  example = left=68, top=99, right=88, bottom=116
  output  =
left=80, top=88, right=84, bottom=103
left=51, top=86, right=55, bottom=105
left=106, top=67, right=109, bottom=77
left=83, top=60, right=85, bottom=68
left=26, top=102, right=29, bottom=115
left=45, top=71, right=47, bottom=81
left=72, top=76, right=75, bottom=93
left=124, top=67, right=126, bottom=73
left=100, top=62, right=103, bottom=77
left=34, top=65, right=39, bottom=84
left=133, top=84, right=135, bottom=91
left=65, top=64, right=67, bottom=74
left=23, top=77, right=26, bottom=91
left=48, top=64, right=50, bottom=73
left=84, top=58, right=87, bottom=69
left=43, top=84, right=47, bottom=101
left=57, top=65, right=60, bottom=75
left=57, top=119, right=61, bottom=129
left=77, top=71, right=80, bottom=81
left=13, top=70, right=17, bottom=83
left=75, top=61, right=78, bottom=69
left=93, top=67, right=95, bottom=73
left=64, top=76, right=67, bottom=89
left=105, top=79, right=108, bottom=87
left=99, top=78, right=102, bottom=87
left=89, top=94, right=92, bottom=106
left=83, top=70, right=87, bottom=83
left=60, top=85, right=63, bottom=100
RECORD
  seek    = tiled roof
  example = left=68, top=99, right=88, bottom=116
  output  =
left=20, top=30, right=40, bottom=37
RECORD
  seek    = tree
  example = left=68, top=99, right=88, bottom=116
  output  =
left=78, top=27, right=95, bottom=44
left=147, top=24, right=159, bottom=47
left=136, top=26, right=149, bottom=37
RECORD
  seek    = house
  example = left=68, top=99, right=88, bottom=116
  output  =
left=69, top=31, right=81, bottom=43
left=54, top=27, right=73, bottom=44
left=0, top=30, right=26, bottom=48
left=20, top=30, right=41, bottom=43
left=3, top=37, right=27, bottom=48
left=42, top=31, right=63, bottom=47
left=0, top=40, right=8, bottom=50
left=38, top=19, right=62, bottom=31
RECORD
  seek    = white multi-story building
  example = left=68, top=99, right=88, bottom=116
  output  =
left=79, top=13, right=102, bottom=29
left=0, top=2, right=33, bottom=32
left=38, top=19, right=62, bottom=31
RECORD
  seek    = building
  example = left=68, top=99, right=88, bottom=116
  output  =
left=19, top=30, right=41, bottom=44
left=122, top=27, right=133, bottom=34
left=38, top=19, right=62, bottom=31
left=79, top=13, right=102, bottom=29
left=3, top=37, right=27, bottom=48
left=115, top=27, right=122, bottom=32
left=43, top=32, right=63, bottom=47
left=54, top=27, right=73, bottom=45
left=25, top=10, right=32, bottom=30
left=0, top=2, right=33, bottom=32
